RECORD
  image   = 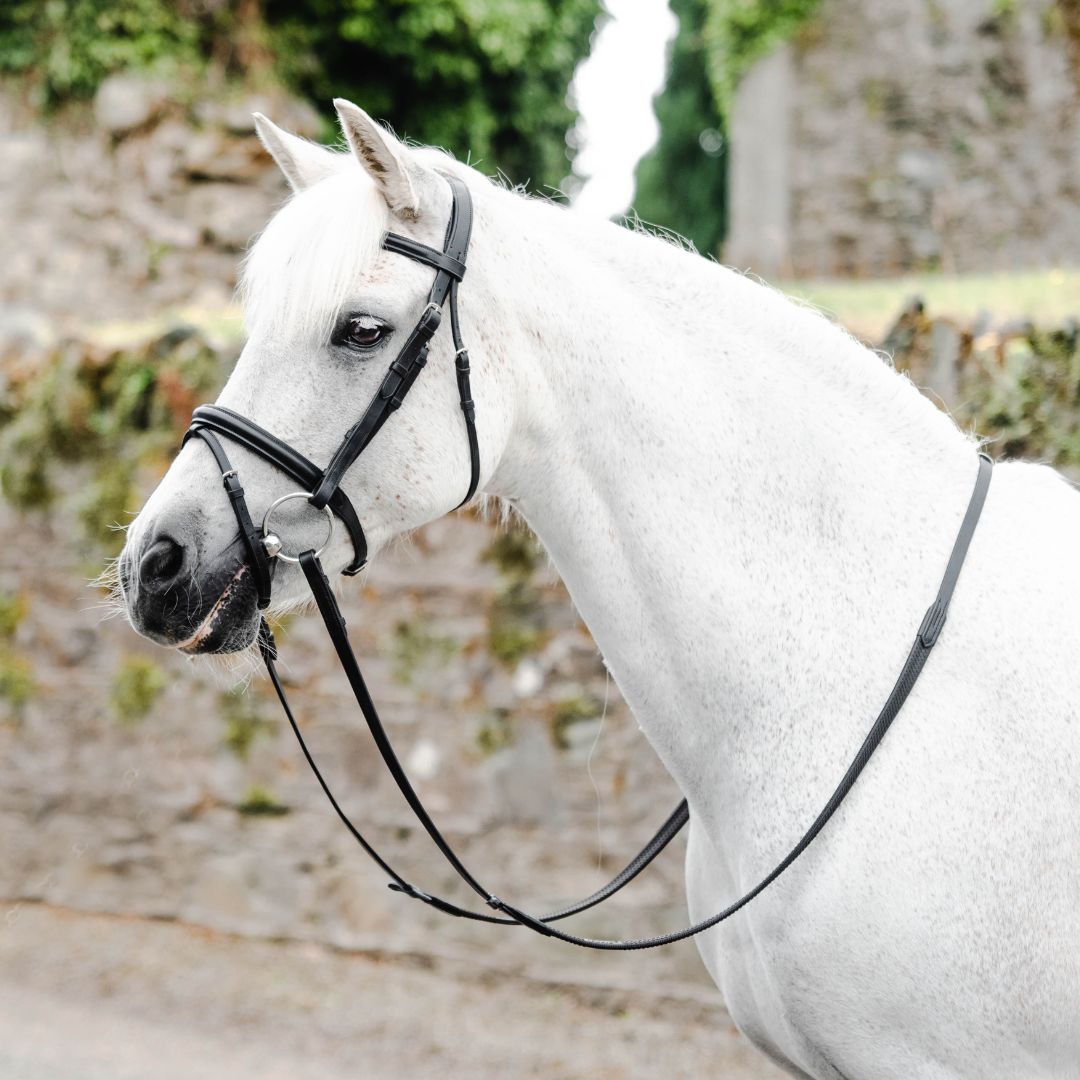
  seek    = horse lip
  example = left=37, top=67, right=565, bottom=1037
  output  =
left=176, top=564, right=251, bottom=653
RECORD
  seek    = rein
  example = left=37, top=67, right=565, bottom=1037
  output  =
left=182, top=175, right=994, bottom=950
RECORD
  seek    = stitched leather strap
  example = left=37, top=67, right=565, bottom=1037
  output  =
left=310, top=305, right=443, bottom=509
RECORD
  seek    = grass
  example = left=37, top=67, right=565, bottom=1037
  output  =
left=776, top=268, right=1080, bottom=342
left=82, top=305, right=246, bottom=352
left=71, top=269, right=1080, bottom=355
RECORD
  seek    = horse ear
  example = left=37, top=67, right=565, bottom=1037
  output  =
left=253, top=113, right=343, bottom=192
left=333, top=99, right=426, bottom=220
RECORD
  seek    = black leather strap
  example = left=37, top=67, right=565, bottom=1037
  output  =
left=382, top=234, right=466, bottom=283
left=310, top=305, right=442, bottom=509
left=274, top=454, right=992, bottom=949
left=310, top=173, right=478, bottom=512
left=259, top=582, right=686, bottom=928
left=185, top=428, right=275, bottom=608
left=188, top=405, right=368, bottom=573
left=450, top=279, right=480, bottom=508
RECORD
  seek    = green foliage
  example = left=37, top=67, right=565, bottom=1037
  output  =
left=634, top=0, right=727, bottom=254
left=474, top=710, right=513, bottom=756
left=483, top=523, right=548, bottom=667
left=0, top=591, right=34, bottom=713
left=1, top=0, right=600, bottom=198
left=633, top=0, right=823, bottom=254
left=219, top=687, right=275, bottom=760
left=482, top=527, right=543, bottom=579
left=550, top=692, right=602, bottom=749
left=0, top=328, right=228, bottom=549
left=236, top=784, right=289, bottom=816
left=78, top=459, right=136, bottom=557
left=110, top=654, right=167, bottom=724
left=0, top=652, right=34, bottom=710
left=702, top=0, right=823, bottom=115
left=488, top=580, right=546, bottom=666
left=0, top=0, right=208, bottom=107
left=389, top=617, right=457, bottom=686
left=262, top=0, right=601, bottom=190
left=961, top=325, right=1080, bottom=471
left=0, top=591, right=29, bottom=640
left=883, top=304, right=1080, bottom=474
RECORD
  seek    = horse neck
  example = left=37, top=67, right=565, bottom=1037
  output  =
left=470, top=186, right=976, bottom=832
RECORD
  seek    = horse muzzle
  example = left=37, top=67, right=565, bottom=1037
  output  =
left=119, top=522, right=261, bottom=654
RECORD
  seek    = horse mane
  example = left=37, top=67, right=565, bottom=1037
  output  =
left=239, top=161, right=388, bottom=344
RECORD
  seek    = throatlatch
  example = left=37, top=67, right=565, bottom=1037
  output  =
left=183, top=171, right=994, bottom=950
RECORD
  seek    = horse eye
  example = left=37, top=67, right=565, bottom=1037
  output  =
left=337, top=316, right=389, bottom=351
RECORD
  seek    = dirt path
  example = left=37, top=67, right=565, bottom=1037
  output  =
left=0, top=904, right=784, bottom=1080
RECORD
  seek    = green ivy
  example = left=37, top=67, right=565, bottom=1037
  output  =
left=0, top=0, right=206, bottom=107
left=389, top=617, right=458, bottom=687
left=219, top=686, right=276, bottom=761
left=550, top=693, right=602, bottom=749
left=0, top=328, right=228, bottom=551
left=702, top=0, right=823, bottom=115
left=236, top=784, right=289, bottom=816
left=883, top=305, right=1080, bottom=476
left=0, top=652, right=34, bottom=711
left=482, top=523, right=548, bottom=667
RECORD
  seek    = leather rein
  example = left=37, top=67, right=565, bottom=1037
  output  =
left=182, top=174, right=994, bottom=950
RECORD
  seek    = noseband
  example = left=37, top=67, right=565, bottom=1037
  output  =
left=181, top=173, right=994, bottom=950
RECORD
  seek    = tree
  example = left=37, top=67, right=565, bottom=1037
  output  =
left=633, top=0, right=727, bottom=255
left=632, top=0, right=822, bottom=255
left=263, top=0, right=601, bottom=192
left=0, top=0, right=601, bottom=193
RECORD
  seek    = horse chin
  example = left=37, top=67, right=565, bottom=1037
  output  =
left=176, top=566, right=261, bottom=655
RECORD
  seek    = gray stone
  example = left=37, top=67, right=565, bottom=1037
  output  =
left=188, top=182, right=268, bottom=252
left=725, top=0, right=1080, bottom=276
left=0, top=307, right=54, bottom=357
left=181, top=129, right=268, bottom=183
left=93, top=74, right=169, bottom=136
left=485, top=721, right=562, bottom=826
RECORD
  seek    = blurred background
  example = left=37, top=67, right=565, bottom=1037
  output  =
left=1, top=1, right=1078, bottom=1077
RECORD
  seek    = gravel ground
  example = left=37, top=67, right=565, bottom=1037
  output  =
left=0, top=904, right=785, bottom=1080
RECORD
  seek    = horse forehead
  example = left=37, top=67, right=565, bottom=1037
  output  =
left=241, top=168, right=390, bottom=341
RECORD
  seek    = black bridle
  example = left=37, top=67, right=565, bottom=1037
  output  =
left=182, top=173, right=994, bottom=950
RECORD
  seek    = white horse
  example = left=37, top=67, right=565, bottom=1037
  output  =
left=119, top=100, right=1080, bottom=1078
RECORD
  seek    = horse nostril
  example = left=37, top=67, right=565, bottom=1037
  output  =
left=139, top=535, right=187, bottom=592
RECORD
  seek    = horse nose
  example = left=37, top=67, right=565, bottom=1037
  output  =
left=138, top=534, right=189, bottom=594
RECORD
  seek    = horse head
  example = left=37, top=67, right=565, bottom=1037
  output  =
left=118, top=101, right=512, bottom=653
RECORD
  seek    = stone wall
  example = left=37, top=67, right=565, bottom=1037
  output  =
left=0, top=76, right=319, bottom=332
left=0, top=83, right=705, bottom=989
left=725, top=0, right=1080, bottom=277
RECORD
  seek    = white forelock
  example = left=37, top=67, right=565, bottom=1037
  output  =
left=239, top=160, right=389, bottom=344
